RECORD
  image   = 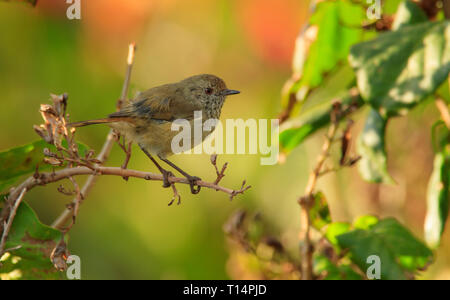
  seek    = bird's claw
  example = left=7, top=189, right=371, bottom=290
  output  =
left=187, top=176, right=201, bottom=194
left=162, top=170, right=174, bottom=188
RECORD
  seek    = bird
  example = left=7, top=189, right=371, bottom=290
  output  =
left=68, top=74, right=240, bottom=194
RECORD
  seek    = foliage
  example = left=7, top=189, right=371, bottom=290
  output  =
left=357, top=109, right=394, bottom=184
left=286, top=0, right=365, bottom=102
left=336, top=218, right=433, bottom=280
left=279, top=0, right=450, bottom=280
left=0, top=0, right=449, bottom=280
left=313, top=216, right=433, bottom=280
left=0, top=199, right=64, bottom=279
left=0, top=140, right=89, bottom=193
left=424, top=150, right=450, bottom=248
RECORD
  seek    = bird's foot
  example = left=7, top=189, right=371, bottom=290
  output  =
left=161, top=170, right=174, bottom=188
left=186, top=175, right=201, bottom=194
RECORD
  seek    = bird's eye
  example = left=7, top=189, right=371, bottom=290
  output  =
left=204, top=88, right=213, bottom=95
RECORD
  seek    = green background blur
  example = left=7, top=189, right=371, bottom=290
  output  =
left=0, top=0, right=448, bottom=279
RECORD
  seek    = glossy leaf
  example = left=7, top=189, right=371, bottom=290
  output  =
left=392, top=0, right=427, bottom=30
left=424, top=152, right=450, bottom=248
left=431, top=120, right=450, bottom=153
left=0, top=140, right=89, bottom=193
left=280, top=93, right=364, bottom=152
left=357, top=109, right=395, bottom=184
left=337, top=218, right=433, bottom=280
left=436, top=80, right=450, bottom=103
left=309, top=192, right=331, bottom=230
left=353, top=215, right=379, bottom=230
left=314, top=254, right=362, bottom=280
left=1, top=199, right=64, bottom=279
left=325, top=222, right=351, bottom=253
left=287, top=0, right=365, bottom=102
left=350, top=20, right=450, bottom=117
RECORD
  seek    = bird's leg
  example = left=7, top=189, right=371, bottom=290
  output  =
left=157, top=155, right=201, bottom=194
left=139, top=146, right=173, bottom=188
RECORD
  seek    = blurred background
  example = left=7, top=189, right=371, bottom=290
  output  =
left=0, top=0, right=448, bottom=279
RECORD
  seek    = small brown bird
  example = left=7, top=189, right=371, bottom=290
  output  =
left=69, top=74, right=240, bottom=194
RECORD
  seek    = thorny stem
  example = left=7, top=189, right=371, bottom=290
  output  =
left=52, top=43, right=136, bottom=229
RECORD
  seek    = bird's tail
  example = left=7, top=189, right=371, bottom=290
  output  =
left=67, top=117, right=124, bottom=128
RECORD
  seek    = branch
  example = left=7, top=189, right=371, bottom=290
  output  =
left=297, top=101, right=350, bottom=280
left=52, top=43, right=136, bottom=229
left=444, top=0, right=450, bottom=19
left=8, top=166, right=248, bottom=206
left=435, top=97, right=450, bottom=130
left=0, top=188, right=27, bottom=259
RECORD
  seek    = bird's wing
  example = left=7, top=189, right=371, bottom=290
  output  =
left=109, top=84, right=201, bottom=122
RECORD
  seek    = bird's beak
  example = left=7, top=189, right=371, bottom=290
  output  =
left=222, top=89, right=240, bottom=96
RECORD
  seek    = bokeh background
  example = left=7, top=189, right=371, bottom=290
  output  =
left=0, top=0, right=448, bottom=279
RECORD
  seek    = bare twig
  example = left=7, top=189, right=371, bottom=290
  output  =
left=230, top=181, right=251, bottom=201
left=340, top=120, right=354, bottom=165
left=52, top=43, right=136, bottom=229
left=278, top=93, right=297, bottom=124
left=168, top=183, right=181, bottom=206
left=209, top=154, right=250, bottom=199
left=298, top=102, right=341, bottom=280
left=0, top=188, right=27, bottom=259
left=210, top=154, right=228, bottom=185
left=435, top=98, right=450, bottom=130
left=66, top=176, right=82, bottom=231
left=444, top=0, right=450, bottom=19
left=6, top=167, right=248, bottom=206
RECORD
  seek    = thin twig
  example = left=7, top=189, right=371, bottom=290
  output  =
left=67, top=176, right=82, bottom=231
left=168, top=183, right=181, bottom=206
left=0, top=188, right=27, bottom=259
left=435, top=98, right=450, bottom=130
left=298, top=102, right=341, bottom=280
left=210, top=154, right=228, bottom=185
left=52, top=43, right=136, bottom=229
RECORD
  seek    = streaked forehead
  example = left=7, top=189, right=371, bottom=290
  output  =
left=183, top=74, right=227, bottom=89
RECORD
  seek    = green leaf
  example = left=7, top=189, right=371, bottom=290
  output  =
left=314, top=254, right=362, bottom=280
left=280, top=93, right=364, bottom=152
left=392, top=0, right=428, bottom=30
left=309, top=192, right=331, bottom=230
left=353, top=215, right=379, bottom=230
left=1, top=199, right=64, bottom=279
left=424, top=151, right=450, bottom=248
left=288, top=0, right=365, bottom=102
left=325, top=222, right=351, bottom=249
left=0, top=140, right=90, bottom=193
left=431, top=120, right=450, bottom=153
left=337, top=218, right=433, bottom=280
left=436, top=80, right=450, bottom=103
left=350, top=20, right=450, bottom=117
left=357, top=109, right=395, bottom=184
